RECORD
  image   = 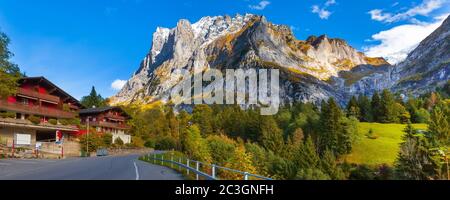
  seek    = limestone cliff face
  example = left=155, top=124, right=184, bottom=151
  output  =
left=112, top=14, right=448, bottom=106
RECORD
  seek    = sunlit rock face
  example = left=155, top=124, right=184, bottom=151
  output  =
left=112, top=14, right=449, bottom=106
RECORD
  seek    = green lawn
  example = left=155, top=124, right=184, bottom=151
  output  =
left=344, top=123, right=428, bottom=166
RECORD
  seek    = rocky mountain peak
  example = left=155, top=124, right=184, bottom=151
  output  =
left=111, top=14, right=448, bottom=106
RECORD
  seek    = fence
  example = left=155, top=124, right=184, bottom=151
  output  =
left=141, top=153, right=272, bottom=180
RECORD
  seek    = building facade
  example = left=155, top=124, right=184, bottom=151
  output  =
left=79, top=107, right=131, bottom=144
left=0, top=77, right=82, bottom=157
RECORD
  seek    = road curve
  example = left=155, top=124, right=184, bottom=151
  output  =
left=0, top=154, right=184, bottom=180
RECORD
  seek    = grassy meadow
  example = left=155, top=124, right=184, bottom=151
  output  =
left=344, top=123, right=428, bottom=166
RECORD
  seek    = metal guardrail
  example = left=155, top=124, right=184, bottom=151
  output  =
left=142, top=153, right=272, bottom=180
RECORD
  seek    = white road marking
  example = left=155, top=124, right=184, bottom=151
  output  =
left=134, top=162, right=140, bottom=180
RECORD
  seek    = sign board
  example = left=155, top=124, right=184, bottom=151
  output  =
left=15, top=134, right=31, bottom=145
left=55, top=130, right=64, bottom=145
left=35, top=142, right=42, bottom=150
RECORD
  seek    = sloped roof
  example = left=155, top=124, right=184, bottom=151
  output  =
left=79, top=106, right=131, bottom=118
left=19, top=76, right=82, bottom=107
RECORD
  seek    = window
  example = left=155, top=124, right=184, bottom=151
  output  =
left=21, top=98, right=29, bottom=105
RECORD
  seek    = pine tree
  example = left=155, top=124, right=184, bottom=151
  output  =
left=192, top=104, right=214, bottom=136
left=358, top=94, right=372, bottom=122
left=380, top=89, right=396, bottom=123
left=260, top=116, right=285, bottom=155
left=428, top=104, right=450, bottom=145
left=395, top=123, right=440, bottom=180
left=321, top=149, right=345, bottom=180
left=165, top=105, right=180, bottom=149
left=296, top=136, right=320, bottom=169
left=319, top=98, right=343, bottom=155
left=371, top=91, right=382, bottom=122
left=346, top=96, right=360, bottom=118
left=80, top=86, right=106, bottom=108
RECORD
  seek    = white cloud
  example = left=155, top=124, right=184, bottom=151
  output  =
left=364, top=14, right=448, bottom=64
left=249, top=1, right=271, bottom=10
left=325, top=0, right=336, bottom=6
left=369, top=0, right=445, bottom=23
left=312, top=0, right=337, bottom=20
left=111, top=79, right=127, bottom=91
left=312, top=5, right=332, bottom=19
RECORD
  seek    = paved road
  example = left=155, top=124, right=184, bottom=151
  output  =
left=0, top=154, right=184, bottom=180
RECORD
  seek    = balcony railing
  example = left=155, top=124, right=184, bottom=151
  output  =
left=104, top=113, right=126, bottom=121
left=17, top=88, right=60, bottom=103
left=0, top=100, right=76, bottom=119
left=89, top=121, right=130, bottom=130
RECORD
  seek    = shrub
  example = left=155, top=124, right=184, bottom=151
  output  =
left=366, top=129, right=379, bottom=139
left=183, top=125, right=212, bottom=162
left=78, top=133, right=104, bottom=152
left=206, top=134, right=236, bottom=166
left=155, top=136, right=177, bottom=150
left=348, top=165, right=376, bottom=180
left=114, top=137, right=124, bottom=146
left=131, top=136, right=145, bottom=148
left=60, top=118, right=81, bottom=126
left=62, top=104, right=71, bottom=112
left=144, top=139, right=156, bottom=148
left=48, top=119, right=57, bottom=125
left=28, top=115, right=41, bottom=125
left=102, top=133, right=113, bottom=147
left=0, top=111, right=16, bottom=119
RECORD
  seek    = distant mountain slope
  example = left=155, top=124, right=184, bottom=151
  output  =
left=391, top=15, right=450, bottom=94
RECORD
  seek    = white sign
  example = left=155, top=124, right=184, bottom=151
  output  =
left=15, top=134, right=31, bottom=145
left=36, top=142, right=42, bottom=150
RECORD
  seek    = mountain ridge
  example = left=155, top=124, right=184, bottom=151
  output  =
left=111, top=14, right=449, bottom=106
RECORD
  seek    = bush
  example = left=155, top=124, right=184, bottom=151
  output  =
left=144, top=139, right=156, bottom=148
left=0, top=111, right=16, bottom=119
left=62, top=104, right=71, bottom=112
left=28, top=115, right=41, bottom=125
left=155, top=136, right=177, bottom=150
left=114, top=137, right=124, bottom=146
left=132, top=136, right=145, bottom=148
left=296, top=168, right=331, bottom=180
left=348, top=165, right=376, bottom=180
left=60, top=118, right=81, bottom=126
left=48, top=119, right=57, bottom=125
left=206, top=134, right=236, bottom=166
left=366, top=129, right=379, bottom=139
left=79, top=133, right=104, bottom=152
left=102, top=133, right=113, bottom=147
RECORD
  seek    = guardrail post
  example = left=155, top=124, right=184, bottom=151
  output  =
left=171, top=155, right=174, bottom=168
left=186, top=159, right=190, bottom=175
left=153, top=154, right=156, bottom=164
left=211, top=164, right=216, bottom=179
left=196, top=161, right=199, bottom=180
left=244, top=172, right=249, bottom=180
left=161, top=155, right=164, bottom=166
left=178, top=158, right=182, bottom=170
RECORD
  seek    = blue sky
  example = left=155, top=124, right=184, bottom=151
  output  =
left=0, top=0, right=449, bottom=100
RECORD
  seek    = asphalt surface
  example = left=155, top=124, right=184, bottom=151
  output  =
left=0, top=154, right=184, bottom=180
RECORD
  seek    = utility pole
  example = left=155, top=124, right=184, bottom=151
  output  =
left=86, top=117, right=90, bottom=157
